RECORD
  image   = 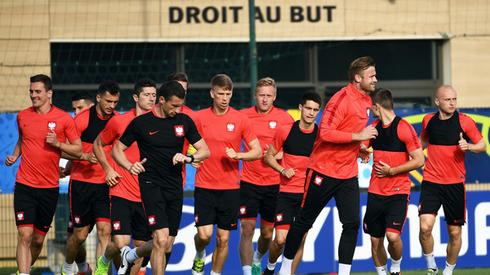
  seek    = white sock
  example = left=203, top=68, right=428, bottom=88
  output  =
left=77, top=261, right=89, bottom=272
left=443, top=261, right=456, bottom=275
left=242, top=265, right=252, bottom=275
left=63, top=261, right=75, bottom=274
left=338, top=263, right=352, bottom=275
left=210, top=271, right=221, bottom=275
left=126, top=248, right=138, bottom=263
left=253, top=250, right=264, bottom=264
left=278, top=257, right=293, bottom=275
left=390, top=257, right=402, bottom=273
left=267, top=260, right=277, bottom=271
left=424, top=252, right=437, bottom=270
left=375, top=264, right=387, bottom=275
left=196, top=249, right=206, bottom=259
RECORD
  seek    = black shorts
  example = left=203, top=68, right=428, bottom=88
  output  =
left=194, top=187, right=240, bottom=230
left=110, top=196, right=152, bottom=241
left=419, top=180, right=466, bottom=225
left=14, top=182, right=59, bottom=235
left=363, top=193, right=409, bottom=237
left=239, top=181, right=279, bottom=224
left=274, top=192, right=303, bottom=229
left=139, top=180, right=183, bottom=236
left=70, top=180, right=110, bottom=228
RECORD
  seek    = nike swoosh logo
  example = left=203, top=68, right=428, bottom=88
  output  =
left=149, top=130, right=159, bottom=135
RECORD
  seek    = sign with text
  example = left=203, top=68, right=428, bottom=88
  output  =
left=157, top=191, right=490, bottom=274
left=161, top=0, right=344, bottom=41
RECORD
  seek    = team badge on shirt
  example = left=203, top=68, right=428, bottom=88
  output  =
left=148, top=215, right=156, bottom=226
left=239, top=205, right=247, bottom=215
left=276, top=213, right=283, bottom=222
left=194, top=215, right=199, bottom=224
left=112, top=221, right=121, bottom=231
left=74, top=216, right=81, bottom=224
left=16, top=212, right=24, bottom=221
left=47, top=121, right=57, bottom=131
left=314, top=175, right=323, bottom=186
left=269, top=120, right=277, bottom=129
left=366, top=108, right=370, bottom=117
left=226, top=123, right=235, bottom=132
left=174, top=125, right=184, bottom=137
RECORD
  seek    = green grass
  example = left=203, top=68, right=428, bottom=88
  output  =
left=307, top=268, right=490, bottom=275
left=349, top=268, right=490, bottom=275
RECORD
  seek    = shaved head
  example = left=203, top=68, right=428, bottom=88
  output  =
left=436, top=85, right=457, bottom=99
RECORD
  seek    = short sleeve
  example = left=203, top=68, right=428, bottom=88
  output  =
left=184, top=115, right=202, bottom=145
left=119, top=120, right=138, bottom=147
left=63, top=115, right=80, bottom=143
left=398, top=119, right=422, bottom=153
left=241, top=115, right=257, bottom=144
left=99, top=117, right=119, bottom=146
left=460, top=114, right=483, bottom=144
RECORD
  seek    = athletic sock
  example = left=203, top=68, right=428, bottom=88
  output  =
left=278, top=257, right=293, bottom=275
left=424, top=252, right=437, bottom=270
left=375, top=264, right=387, bottom=275
left=443, top=261, right=456, bottom=275
left=242, top=265, right=252, bottom=275
left=390, top=257, right=402, bottom=273
left=338, top=263, right=352, bottom=275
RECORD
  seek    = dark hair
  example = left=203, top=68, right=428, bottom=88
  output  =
left=371, top=88, right=394, bottom=110
left=211, top=74, right=233, bottom=91
left=158, top=80, right=186, bottom=101
left=134, top=78, right=157, bottom=96
left=71, top=92, right=93, bottom=103
left=301, top=92, right=322, bottom=107
left=167, top=72, right=189, bottom=83
left=348, top=56, right=376, bottom=82
left=30, top=74, right=52, bottom=91
left=97, top=80, right=120, bottom=96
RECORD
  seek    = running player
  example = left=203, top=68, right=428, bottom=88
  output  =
left=239, top=77, right=294, bottom=275
left=362, top=88, right=424, bottom=275
left=418, top=85, right=486, bottom=275
left=278, top=56, right=378, bottom=275
left=262, top=92, right=321, bottom=275
left=112, top=80, right=210, bottom=275
left=5, top=74, right=82, bottom=275
left=62, top=81, right=120, bottom=275
left=191, top=74, right=262, bottom=275
left=92, top=79, right=157, bottom=275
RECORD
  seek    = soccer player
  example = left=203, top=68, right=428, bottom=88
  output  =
left=262, top=92, right=321, bottom=275
left=62, top=81, right=120, bottom=275
left=278, top=56, right=378, bottom=275
left=112, top=81, right=210, bottom=275
left=239, top=77, right=294, bottom=275
left=362, top=88, right=424, bottom=275
left=60, top=92, right=95, bottom=275
left=418, top=85, right=486, bottom=275
left=72, top=92, right=94, bottom=115
left=5, top=74, right=82, bottom=275
left=92, top=79, right=157, bottom=275
left=191, top=74, right=262, bottom=275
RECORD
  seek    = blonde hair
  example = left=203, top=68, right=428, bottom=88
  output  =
left=255, top=77, right=276, bottom=92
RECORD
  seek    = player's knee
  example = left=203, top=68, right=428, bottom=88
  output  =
left=197, top=231, right=212, bottom=243
left=240, top=222, right=255, bottom=237
left=419, top=223, right=433, bottom=237
left=386, top=232, right=400, bottom=243
left=448, top=227, right=462, bottom=242
left=274, top=235, right=287, bottom=248
left=216, top=234, right=229, bottom=249
left=343, top=220, right=360, bottom=233
left=153, top=234, right=169, bottom=250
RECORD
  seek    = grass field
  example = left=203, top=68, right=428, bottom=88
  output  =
left=1, top=267, right=489, bottom=274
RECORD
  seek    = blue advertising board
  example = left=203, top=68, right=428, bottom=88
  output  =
left=159, top=191, right=490, bottom=274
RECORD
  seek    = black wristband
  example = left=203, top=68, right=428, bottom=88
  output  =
left=185, top=154, right=195, bottom=163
